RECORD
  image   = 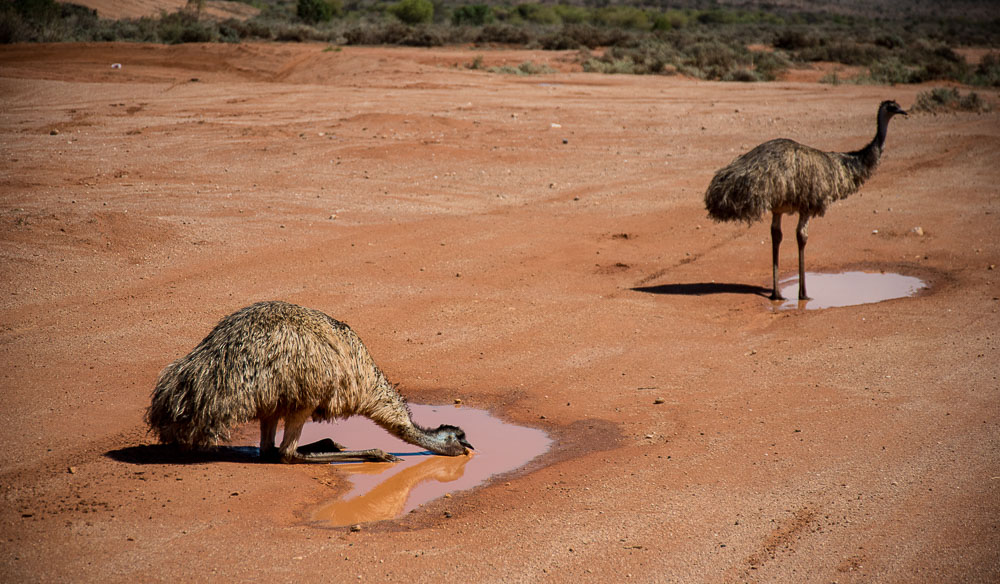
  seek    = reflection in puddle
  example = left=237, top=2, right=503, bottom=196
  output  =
left=776, top=271, right=925, bottom=310
left=281, top=405, right=551, bottom=526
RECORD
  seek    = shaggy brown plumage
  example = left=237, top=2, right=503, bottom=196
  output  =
left=146, top=301, right=472, bottom=463
left=705, top=100, right=907, bottom=300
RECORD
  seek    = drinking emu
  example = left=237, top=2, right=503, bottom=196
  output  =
left=146, top=301, right=473, bottom=463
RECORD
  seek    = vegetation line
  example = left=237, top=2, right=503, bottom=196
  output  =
left=3, top=0, right=998, bottom=85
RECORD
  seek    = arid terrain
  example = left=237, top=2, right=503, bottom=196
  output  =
left=1, top=41, right=998, bottom=582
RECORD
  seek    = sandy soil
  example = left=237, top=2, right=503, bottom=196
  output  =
left=1, top=42, right=998, bottom=583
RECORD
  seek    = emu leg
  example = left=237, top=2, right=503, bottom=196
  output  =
left=796, top=214, right=810, bottom=300
left=276, top=409, right=401, bottom=464
left=258, top=416, right=280, bottom=462
left=770, top=212, right=784, bottom=300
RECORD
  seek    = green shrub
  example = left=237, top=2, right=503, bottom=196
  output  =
left=489, top=60, right=555, bottom=75
left=723, top=68, right=758, bottom=82
left=398, top=24, right=448, bottom=46
left=593, top=6, right=651, bottom=30
left=682, top=41, right=748, bottom=80
left=798, top=41, right=887, bottom=66
left=476, top=23, right=530, bottom=45
left=223, top=16, right=275, bottom=40
left=773, top=28, right=819, bottom=50
left=912, top=88, right=990, bottom=113
left=343, top=20, right=410, bottom=44
left=971, top=53, right=1000, bottom=86
left=389, top=0, right=432, bottom=25
left=297, top=0, right=341, bottom=25
left=752, top=49, right=790, bottom=81
left=538, top=23, right=633, bottom=50
left=862, top=57, right=916, bottom=84
left=553, top=5, right=588, bottom=25
left=514, top=3, right=560, bottom=26
left=451, top=4, right=492, bottom=26
left=584, top=55, right=638, bottom=75
left=652, top=10, right=688, bottom=31
left=584, top=42, right=679, bottom=75
left=157, top=11, right=219, bottom=44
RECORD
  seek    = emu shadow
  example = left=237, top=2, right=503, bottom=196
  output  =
left=105, top=443, right=261, bottom=465
left=106, top=440, right=432, bottom=466
left=632, top=282, right=771, bottom=297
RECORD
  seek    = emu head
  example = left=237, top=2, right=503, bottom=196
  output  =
left=880, top=100, right=908, bottom=118
left=431, top=424, right=474, bottom=456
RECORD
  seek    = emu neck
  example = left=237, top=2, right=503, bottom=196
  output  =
left=874, top=108, right=893, bottom=151
left=397, top=423, right=450, bottom=454
left=360, top=384, right=453, bottom=455
left=851, top=109, right=891, bottom=171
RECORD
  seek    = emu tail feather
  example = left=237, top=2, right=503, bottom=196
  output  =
left=145, top=356, right=250, bottom=449
left=704, top=165, right=771, bottom=224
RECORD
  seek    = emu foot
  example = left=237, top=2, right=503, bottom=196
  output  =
left=258, top=439, right=347, bottom=463
left=769, top=291, right=785, bottom=301
left=279, top=447, right=402, bottom=464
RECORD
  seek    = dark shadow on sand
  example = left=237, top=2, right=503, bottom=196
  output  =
left=632, top=282, right=772, bottom=297
left=106, top=440, right=432, bottom=466
left=105, top=444, right=261, bottom=465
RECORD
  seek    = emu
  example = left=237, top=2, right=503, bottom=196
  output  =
left=704, top=100, right=908, bottom=300
left=146, top=301, right=473, bottom=463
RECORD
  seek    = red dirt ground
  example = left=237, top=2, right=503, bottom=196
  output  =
left=1, top=42, right=998, bottom=582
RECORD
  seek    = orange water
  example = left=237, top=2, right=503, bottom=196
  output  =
left=279, top=404, right=551, bottom=526
left=776, top=271, right=925, bottom=310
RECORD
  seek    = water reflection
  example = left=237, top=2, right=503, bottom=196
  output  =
left=776, top=271, right=925, bottom=310
left=279, top=404, right=551, bottom=526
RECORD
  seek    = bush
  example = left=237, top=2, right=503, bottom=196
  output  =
left=652, top=10, right=688, bottom=31
left=723, top=68, right=758, bottom=82
left=912, top=88, right=990, bottom=113
left=584, top=42, right=678, bottom=75
left=773, top=28, right=819, bottom=51
left=476, top=23, right=530, bottom=45
left=971, top=53, right=1000, bottom=86
left=539, top=23, right=633, bottom=50
left=514, top=3, right=560, bottom=26
left=157, top=11, right=219, bottom=44
left=297, top=0, right=341, bottom=25
left=0, top=6, right=32, bottom=43
left=682, top=41, right=748, bottom=80
left=489, top=60, right=556, bottom=75
left=343, top=20, right=410, bottom=44
left=862, top=57, right=916, bottom=84
left=553, top=5, right=588, bottom=25
left=752, top=49, right=790, bottom=81
left=14, top=0, right=60, bottom=20
left=798, top=41, right=888, bottom=66
left=389, top=0, right=432, bottom=26
left=593, top=6, right=651, bottom=30
left=451, top=4, right=492, bottom=26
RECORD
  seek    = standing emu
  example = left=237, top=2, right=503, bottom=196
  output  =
left=146, top=301, right=473, bottom=463
left=704, top=100, right=908, bottom=300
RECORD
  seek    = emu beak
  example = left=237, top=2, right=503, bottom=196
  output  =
left=460, top=437, right=474, bottom=452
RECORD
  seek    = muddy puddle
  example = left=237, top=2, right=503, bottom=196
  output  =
left=280, top=404, right=551, bottom=526
left=776, top=271, right=926, bottom=310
